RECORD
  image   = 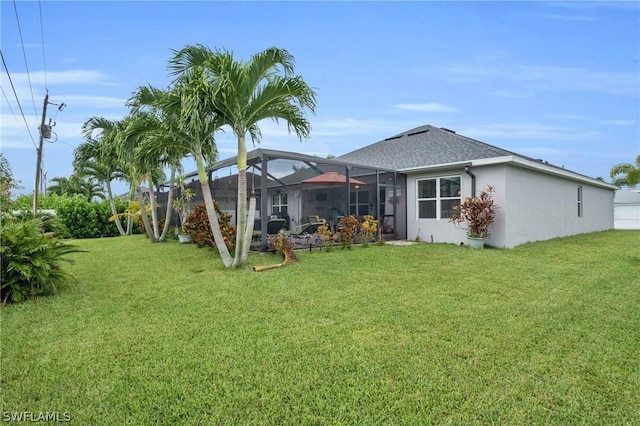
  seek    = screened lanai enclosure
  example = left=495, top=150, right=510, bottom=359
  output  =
left=168, top=149, right=406, bottom=251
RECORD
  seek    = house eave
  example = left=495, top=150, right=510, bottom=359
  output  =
left=471, top=156, right=618, bottom=190
left=400, top=156, right=616, bottom=190
left=398, top=160, right=472, bottom=174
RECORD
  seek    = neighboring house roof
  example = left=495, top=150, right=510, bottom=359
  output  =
left=338, top=124, right=616, bottom=189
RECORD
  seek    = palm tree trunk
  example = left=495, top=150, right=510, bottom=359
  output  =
left=148, top=176, right=160, bottom=239
left=231, top=134, right=248, bottom=268
left=196, top=154, right=233, bottom=268
left=159, top=166, right=176, bottom=242
left=136, top=185, right=158, bottom=242
left=106, top=181, right=126, bottom=236
left=240, top=192, right=257, bottom=264
left=127, top=186, right=135, bottom=235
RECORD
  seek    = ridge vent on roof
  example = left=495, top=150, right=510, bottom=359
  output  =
left=384, top=135, right=403, bottom=141
left=407, top=129, right=429, bottom=137
left=440, top=127, right=456, bottom=133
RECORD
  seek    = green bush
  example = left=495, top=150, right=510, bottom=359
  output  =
left=11, top=194, right=126, bottom=239
left=0, top=217, right=83, bottom=305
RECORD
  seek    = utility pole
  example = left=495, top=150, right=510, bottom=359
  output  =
left=33, top=92, right=49, bottom=214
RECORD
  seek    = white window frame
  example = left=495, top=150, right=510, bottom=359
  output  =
left=272, top=192, right=288, bottom=215
left=416, top=176, right=461, bottom=220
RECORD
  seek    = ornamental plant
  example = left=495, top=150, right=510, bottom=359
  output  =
left=173, top=176, right=195, bottom=234
left=359, top=215, right=378, bottom=246
left=316, top=220, right=335, bottom=252
left=450, top=185, right=498, bottom=238
left=0, top=216, right=83, bottom=305
left=184, top=203, right=236, bottom=252
left=338, top=215, right=360, bottom=249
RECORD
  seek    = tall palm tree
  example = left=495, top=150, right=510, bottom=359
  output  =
left=124, top=92, right=194, bottom=242
left=82, top=116, right=143, bottom=234
left=169, top=45, right=316, bottom=268
left=73, top=135, right=128, bottom=235
left=134, top=67, right=232, bottom=265
left=610, top=154, right=640, bottom=189
left=117, top=112, right=169, bottom=243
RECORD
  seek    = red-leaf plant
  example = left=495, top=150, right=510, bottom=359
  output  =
left=450, top=185, right=498, bottom=238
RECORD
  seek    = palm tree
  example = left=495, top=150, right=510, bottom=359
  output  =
left=123, top=93, right=195, bottom=242
left=117, top=112, right=169, bottom=243
left=610, top=154, right=640, bottom=189
left=169, top=45, right=316, bottom=268
left=133, top=66, right=232, bottom=265
left=46, top=174, right=105, bottom=201
left=127, top=85, right=199, bottom=242
left=81, top=116, right=140, bottom=235
left=73, top=135, right=128, bottom=235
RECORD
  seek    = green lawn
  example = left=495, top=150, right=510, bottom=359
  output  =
left=1, top=231, right=639, bottom=425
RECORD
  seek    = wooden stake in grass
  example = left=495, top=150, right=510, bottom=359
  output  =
left=253, top=232, right=298, bottom=272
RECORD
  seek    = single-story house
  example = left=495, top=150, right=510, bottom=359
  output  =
left=614, top=190, right=640, bottom=230
left=178, top=124, right=616, bottom=249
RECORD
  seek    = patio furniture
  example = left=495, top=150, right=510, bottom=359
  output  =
left=307, top=215, right=321, bottom=224
left=266, top=218, right=287, bottom=234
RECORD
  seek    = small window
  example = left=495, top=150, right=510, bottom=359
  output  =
left=272, top=192, right=288, bottom=215
left=577, top=185, right=583, bottom=218
left=350, top=189, right=369, bottom=216
left=417, top=176, right=461, bottom=219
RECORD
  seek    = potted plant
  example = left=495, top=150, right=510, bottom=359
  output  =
left=173, top=176, right=194, bottom=243
left=450, top=185, right=497, bottom=249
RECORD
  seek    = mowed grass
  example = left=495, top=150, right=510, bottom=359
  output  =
left=1, top=230, right=639, bottom=425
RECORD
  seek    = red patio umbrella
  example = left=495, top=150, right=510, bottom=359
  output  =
left=301, top=171, right=365, bottom=186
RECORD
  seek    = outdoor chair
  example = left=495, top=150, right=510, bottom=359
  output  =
left=287, top=232, right=313, bottom=250
left=307, top=215, right=321, bottom=224
left=266, top=218, right=287, bottom=235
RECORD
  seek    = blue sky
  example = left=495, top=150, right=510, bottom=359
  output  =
left=2, top=1, right=639, bottom=196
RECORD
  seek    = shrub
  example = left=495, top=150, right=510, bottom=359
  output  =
left=56, top=196, right=122, bottom=239
left=338, top=215, right=359, bottom=249
left=0, top=217, right=83, bottom=305
left=359, top=215, right=378, bottom=246
left=450, top=185, right=498, bottom=238
left=316, top=220, right=336, bottom=251
left=12, top=211, right=70, bottom=239
left=12, top=194, right=126, bottom=239
left=184, top=202, right=236, bottom=252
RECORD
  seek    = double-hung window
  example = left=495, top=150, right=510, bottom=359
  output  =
left=272, top=193, right=288, bottom=216
left=417, top=176, right=461, bottom=219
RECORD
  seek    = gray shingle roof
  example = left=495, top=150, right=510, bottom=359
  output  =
left=338, top=124, right=518, bottom=170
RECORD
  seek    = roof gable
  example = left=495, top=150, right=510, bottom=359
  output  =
left=338, top=124, right=517, bottom=170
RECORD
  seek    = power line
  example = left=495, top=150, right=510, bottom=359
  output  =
left=12, top=0, right=39, bottom=119
left=1, top=84, right=19, bottom=120
left=0, top=49, right=38, bottom=149
left=38, top=0, right=48, bottom=90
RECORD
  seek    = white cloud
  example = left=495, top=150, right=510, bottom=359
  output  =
left=485, top=90, right=533, bottom=99
left=534, top=13, right=596, bottom=22
left=393, top=103, right=457, bottom=113
left=599, top=119, right=637, bottom=126
left=0, top=113, right=40, bottom=149
left=443, top=64, right=639, bottom=96
left=58, top=95, right=127, bottom=109
left=7, top=69, right=114, bottom=87
left=459, top=122, right=602, bottom=141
